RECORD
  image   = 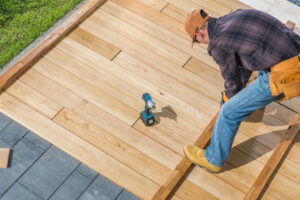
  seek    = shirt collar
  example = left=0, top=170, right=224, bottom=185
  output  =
left=207, top=17, right=217, bottom=55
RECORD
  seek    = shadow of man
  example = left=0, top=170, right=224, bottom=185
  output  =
left=222, top=129, right=287, bottom=172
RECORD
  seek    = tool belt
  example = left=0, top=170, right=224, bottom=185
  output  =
left=269, top=53, right=300, bottom=102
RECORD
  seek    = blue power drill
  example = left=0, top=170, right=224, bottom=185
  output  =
left=140, top=93, right=155, bottom=126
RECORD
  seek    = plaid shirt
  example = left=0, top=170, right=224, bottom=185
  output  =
left=207, top=9, right=300, bottom=98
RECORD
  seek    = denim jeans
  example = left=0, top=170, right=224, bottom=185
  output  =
left=204, top=71, right=275, bottom=167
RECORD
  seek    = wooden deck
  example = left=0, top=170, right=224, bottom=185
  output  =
left=0, top=0, right=300, bottom=199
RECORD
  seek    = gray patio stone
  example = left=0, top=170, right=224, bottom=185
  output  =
left=116, top=190, right=141, bottom=200
left=18, top=146, right=80, bottom=199
left=24, top=131, right=51, bottom=150
left=0, top=139, right=43, bottom=194
left=77, top=163, right=98, bottom=180
left=0, top=183, right=42, bottom=200
left=0, top=121, right=29, bottom=146
left=50, top=171, right=92, bottom=200
left=0, top=113, right=12, bottom=133
left=79, top=174, right=122, bottom=200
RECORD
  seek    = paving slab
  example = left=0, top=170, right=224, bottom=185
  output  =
left=49, top=170, right=92, bottom=200
left=0, top=183, right=42, bottom=200
left=0, top=121, right=29, bottom=146
left=116, top=190, right=141, bottom=200
left=0, top=113, right=12, bottom=133
left=76, top=163, right=99, bottom=180
left=18, top=145, right=80, bottom=199
left=78, top=174, right=122, bottom=200
left=0, top=138, right=43, bottom=194
left=24, top=131, right=51, bottom=150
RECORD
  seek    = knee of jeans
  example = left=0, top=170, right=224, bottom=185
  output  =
left=220, top=101, right=237, bottom=121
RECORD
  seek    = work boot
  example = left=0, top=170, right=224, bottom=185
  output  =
left=184, top=144, right=223, bottom=173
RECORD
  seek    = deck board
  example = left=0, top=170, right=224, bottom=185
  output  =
left=0, top=0, right=299, bottom=199
left=6, top=80, right=63, bottom=119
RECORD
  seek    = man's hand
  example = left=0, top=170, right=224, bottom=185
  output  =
left=220, top=91, right=228, bottom=107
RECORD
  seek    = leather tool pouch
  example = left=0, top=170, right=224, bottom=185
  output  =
left=269, top=54, right=300, bottom=102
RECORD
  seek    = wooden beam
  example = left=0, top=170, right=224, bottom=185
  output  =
left=0, top=148, right=10, bottom=168
left=0, top=0, right=107, bottom=92
left=286, top=20, right=295, bottom=30
left=152, top=112, right=218, bottom=200
left=245, top=113, right=300, bottom=200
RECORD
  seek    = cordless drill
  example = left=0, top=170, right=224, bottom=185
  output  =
left=140, top=93, right=155, bottom=126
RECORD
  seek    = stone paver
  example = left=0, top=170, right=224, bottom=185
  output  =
left=117, top=190, right=141, bottom=200
left=49, top=171, right=92, bottom=200
left=0, top=138, right=43, bottom=194
left=288, top=0, right=300, bottom=6
left=79, top=174, right=122, bottom=200
left=0, top=121, right=29, bottom=146
left=18, top=146, right=80, bottom=199
left=0, top=113, right=139, bottom=200
left=0, top=183, right=42, bottom=200
left=76, top=163, right=98, bottom=180
left=24, top=131, right=51, bottom=150
left=0, top=113, right=12, bottom=133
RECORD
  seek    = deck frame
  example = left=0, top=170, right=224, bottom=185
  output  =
left=0, top=0, right=299, bottom=199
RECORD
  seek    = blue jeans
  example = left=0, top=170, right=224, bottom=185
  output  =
left=204, top=71, right=275, bottom=167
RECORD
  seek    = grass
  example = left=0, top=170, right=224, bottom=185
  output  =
left=0, top=0, right=83, bottom=69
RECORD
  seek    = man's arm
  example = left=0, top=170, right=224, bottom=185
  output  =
left=210, top=48, right=245, bottom=98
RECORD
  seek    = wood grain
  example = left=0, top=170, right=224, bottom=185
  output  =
left=0, top=148, right=10, bottom=168
left=6, top=80, right=63, bottom=119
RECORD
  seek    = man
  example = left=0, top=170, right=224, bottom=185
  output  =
left=183, top=9, right=300, bottom=173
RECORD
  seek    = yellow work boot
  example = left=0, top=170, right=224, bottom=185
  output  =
left=184, top=144, right=223, bottom=173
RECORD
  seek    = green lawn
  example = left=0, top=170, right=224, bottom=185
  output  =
left=0, top=0, right=83, bottom=69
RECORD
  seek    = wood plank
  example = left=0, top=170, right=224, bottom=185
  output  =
left=214, top=0, right=252, bottom=10
left=262, top=188, right=290, bottom=200
left=277, top=158, right=300, bottom=186
left=32, top=57, right=139, bottom=125
left=109, top=0, right=187, bottom=39
left=107, top=0, right=223, bottom=65
left=68, top=27, right=120, bottom=60
left=184, top=0, right=231, bottom=16
left=254, top=103, right=297, bottom=125
left=174, top=179, right=218, bottom=200
left=0, top=92, right=158, bottom=199
left=152, top=113, right=218, bottom=200
left=73, top=100, right=182, bottom=170
left=113, top=52, right=219, bottom=114
left=186, top=166, right=245, bottom=200
left=281, top=96, right=300, bottom=113
left=245, top=114, right=300, bottom=200
left=161, top=3, right=186, bottom=23
left=6, top=80, right=63, bottom=119
left=101, top=1, right=218, bottom=69
left=226, top=148, right=265, bottom=178
left=51, top=39, right=206, bottom=143
left=134, top=119, right=189, bottom=156
left=183, top=57, right=224, bottom=89
left=263, top=172, right=300, bottom=200
left=53, top=108, right=172, bottom=185
left=0, top=148, right=10, bottom=168
left=138, top=0, right=167, bottom=11
left=19, top=69, right=83, bottom=110
left=93, top=8, right=190, bottom=66
left=0, top=0, right=107, bottom=92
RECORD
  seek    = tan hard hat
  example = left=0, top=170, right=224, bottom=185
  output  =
left=185, top=9, right=210, bottom=47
